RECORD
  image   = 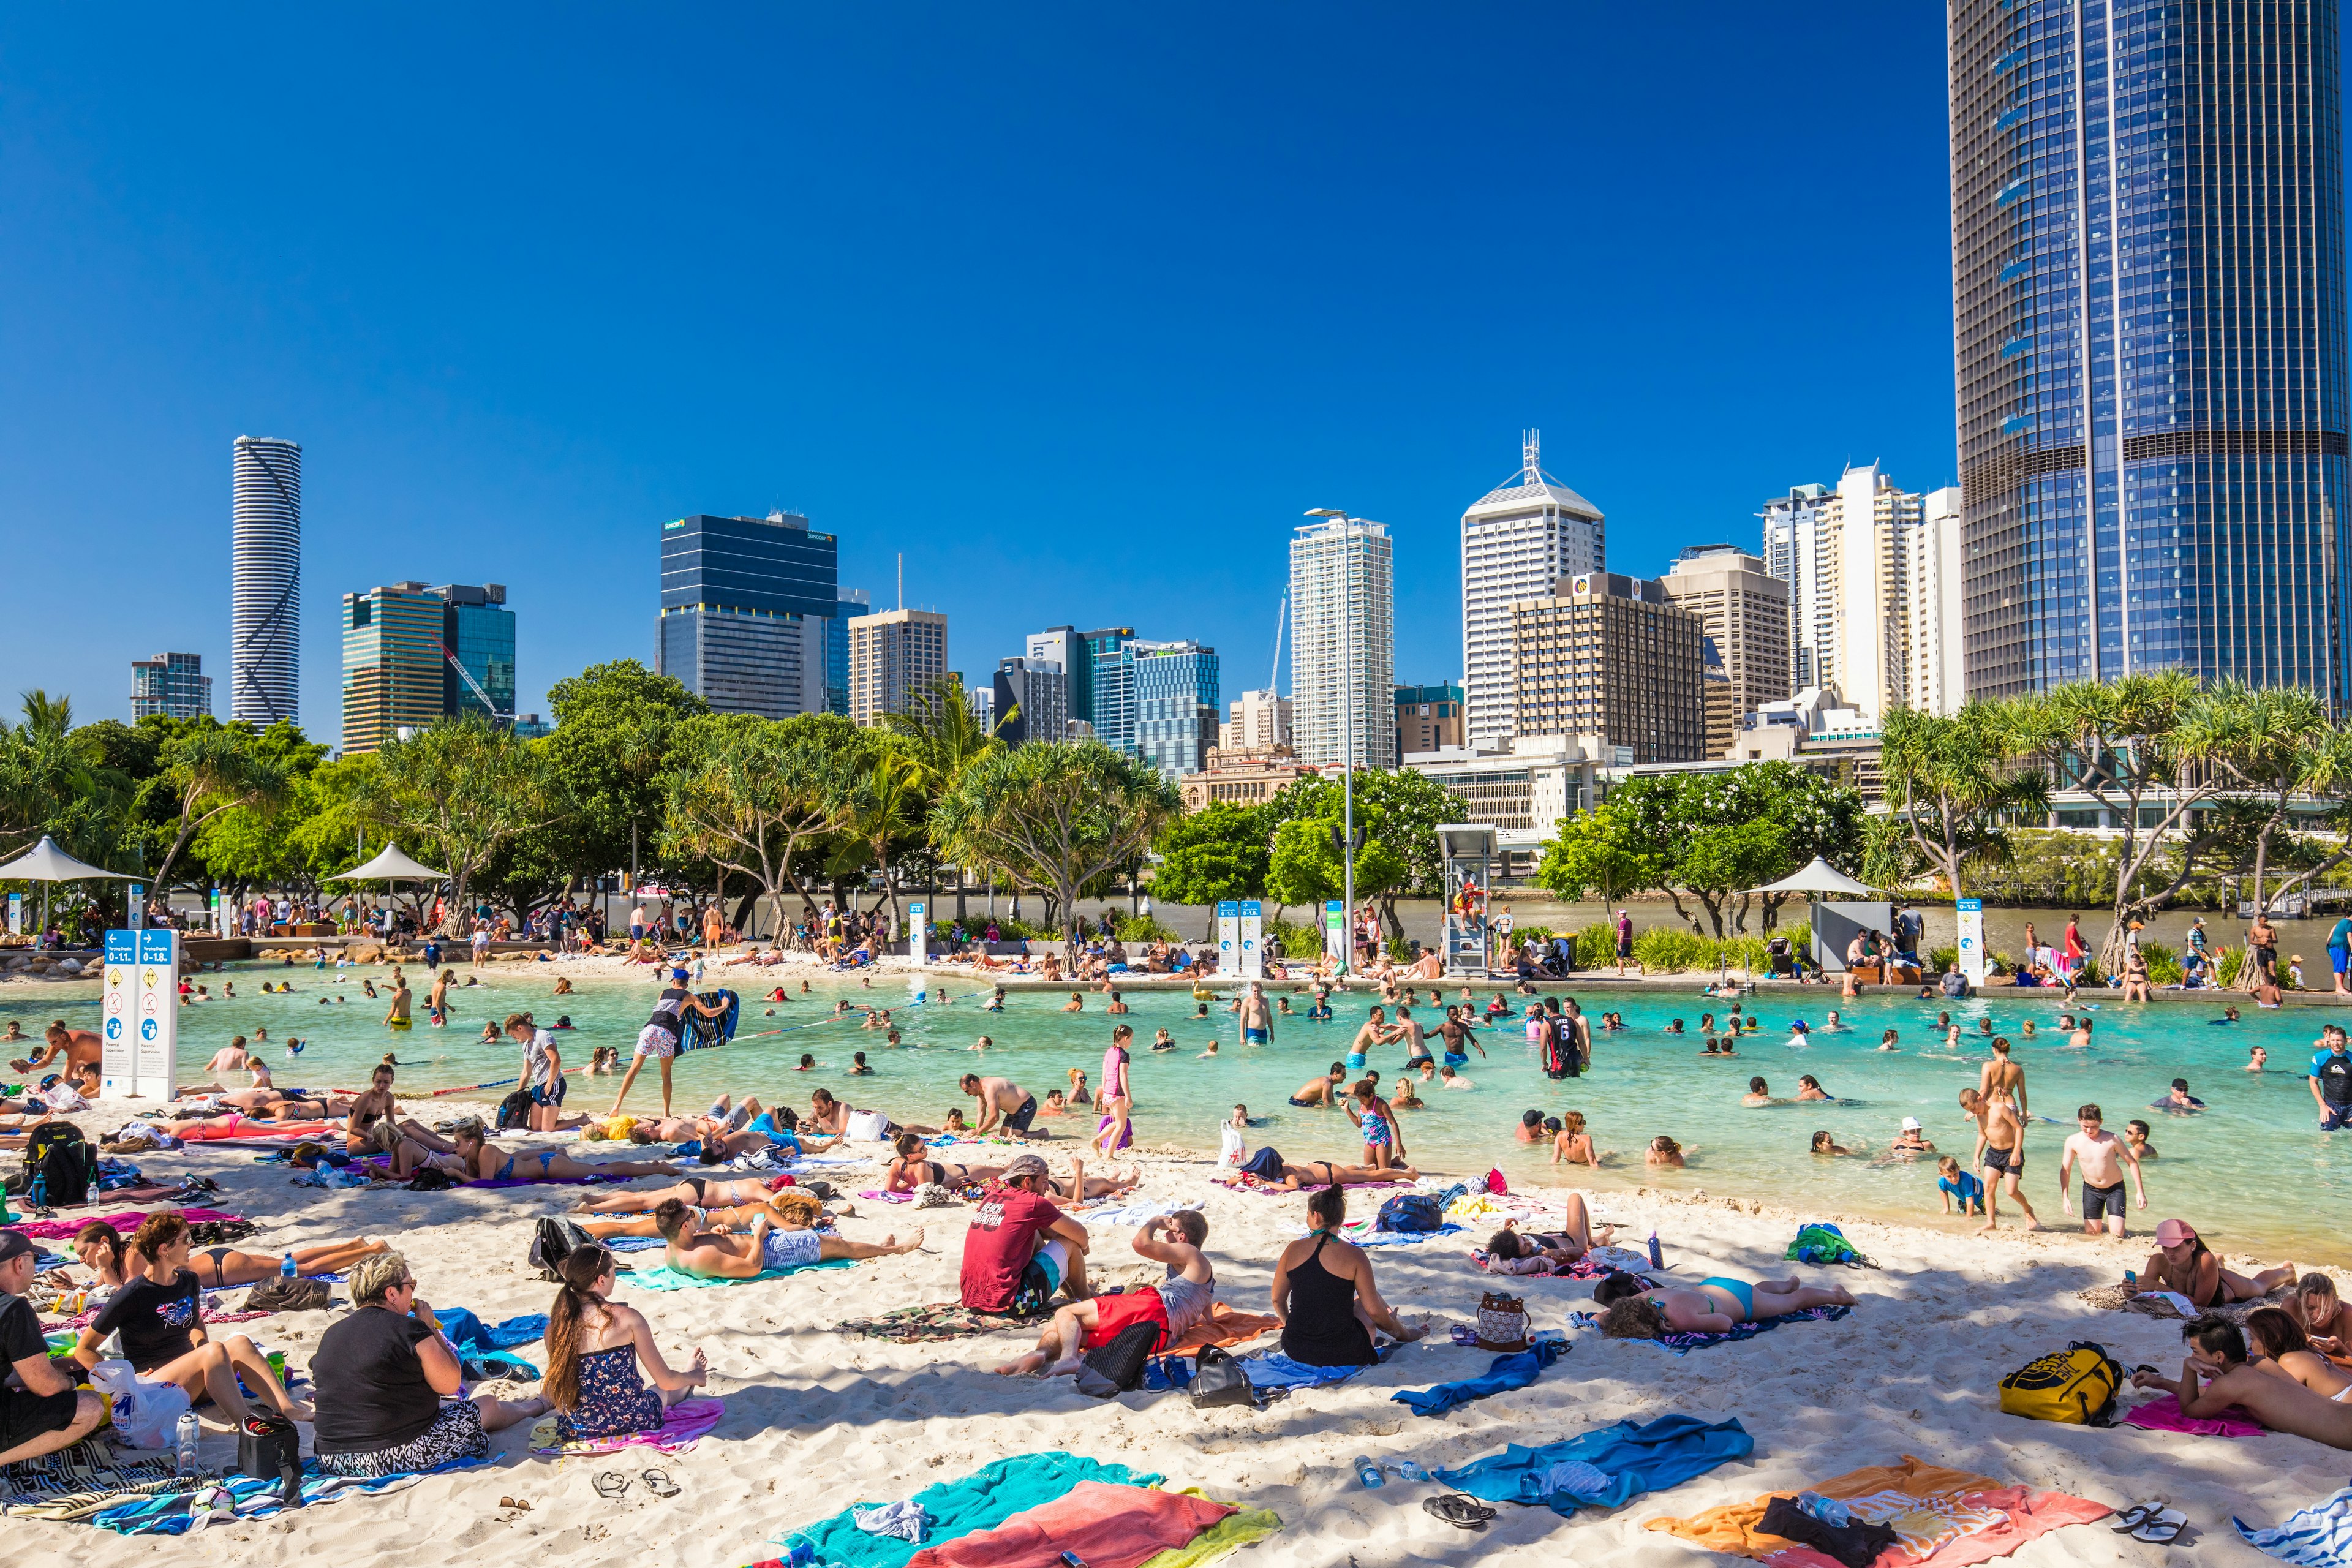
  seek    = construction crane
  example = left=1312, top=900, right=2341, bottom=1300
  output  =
left=442, top=644, right=512, bottom=722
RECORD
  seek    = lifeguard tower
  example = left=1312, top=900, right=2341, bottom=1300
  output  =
left=1436, top=823, right=1496, bottom=976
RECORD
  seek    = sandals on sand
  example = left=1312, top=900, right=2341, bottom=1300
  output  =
left=1423, top=1494, right=1496, bottom=1530
left=2113, top=1501, right=2185, bottom=1543
left=641, top=1468, right=681, bottom=1499
left=594, top=1472, right=630, bottom=1501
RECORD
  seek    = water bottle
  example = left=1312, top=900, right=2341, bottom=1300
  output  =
left=775, top=1539, right=816, bottom=1567
left=175, top=1409, right=201, bottom=1478
left=1648, top=1231, right=1664, bottom=1270
left=1395, top=1460, right=1430, bottom=1482
left=1352, top=1455, right=1384, bottom=1489
left=280, top=1252, right=298, bottom=1280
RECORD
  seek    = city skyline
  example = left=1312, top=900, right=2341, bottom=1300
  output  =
left=0, top=9, right=1964, bottom=728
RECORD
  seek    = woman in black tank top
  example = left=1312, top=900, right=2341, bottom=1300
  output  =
left=1273, top=1186, right=1423, bottom=1365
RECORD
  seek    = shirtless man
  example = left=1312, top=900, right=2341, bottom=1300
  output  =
left=2065, top=1016, right=2094, bottom=1051
left=1978, top=1037, right=2027, bottom=1119
left=992, top=1212, right=1215, bottom=1376
left=382, top=979, right=413, bottom=1029
left=1959, top=1087, right=2040, bottom=1231
left=205, top=1038, right=254, bottom=1074
left=1348, top=1007, right=1396, bottom=1065
left=11, top=1022, right=100, bottom=1078
left=2057, top=1104, right=2146, bottom=1237
left=1391, top=1006, right=1436, bottom=1068
left=961, top=1074, right=1040, bottom=1137
left=651, top=1199, right=921, bottom=1278
left=2131, top=1314, right=2352, bottom=1450
left=1438, top=1006, right=1487, bottom=1061
left=1237, top=982, right=1275, bottom=1046
left=1288, top=1064, right=1348, bottom=1108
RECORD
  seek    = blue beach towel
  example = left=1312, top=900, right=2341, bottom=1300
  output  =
left=94, top=1460, right=489, bottom=1534
left=1434, top=1414, right=1755, bottom=1516
left=1392, top=1340, right=1564, bottom=1417
left=2237, top=1487, right=2352, bottom=1566
left=1570, top=1303, right=1850, bottom=1354
left=785, top=1452, right=1162, bottom=1568
left=1241, top=1347, right=1390, bottom=1389
left=620, top=1259, right=854, bottom=1291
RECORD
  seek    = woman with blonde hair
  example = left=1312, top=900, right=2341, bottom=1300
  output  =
left=542, top=1246, right=707, bottom=1439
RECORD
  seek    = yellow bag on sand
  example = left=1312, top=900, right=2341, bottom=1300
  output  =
left=1999, top=1341, right=2122, bottom=1425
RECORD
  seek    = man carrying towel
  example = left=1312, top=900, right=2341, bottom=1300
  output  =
left=960, top=1153, right=1091, bottom=1311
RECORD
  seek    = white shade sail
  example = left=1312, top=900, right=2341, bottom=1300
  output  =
left=1743, top=855, right=1877, bottom=897
left=326, top=845, right=449, bottom=883
left=0, top=835, right=135, bottom=882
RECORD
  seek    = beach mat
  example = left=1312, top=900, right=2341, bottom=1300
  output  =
left=837, top=1300, right=1051, bottom=1343
left=0, top=1438, right=183, bottom=1521
left=10, top=1207, right=245, bottom=1242
left=776, top=1453, right=1163, bottom=1568
left=1437, top=1414, right=1754, bottom=1516
left=1163, top=1303, right=1278, bottom=1358
left=2120, top=1393, right=2265, bottom=1437
left=623, top=1259, right=853, bottom=1291
left=2234, top=1485, right=2352, bottom=1566
left=531, top=1396, right=723, bottom=1456
left=92, top=1460, right=486, bottom=1534
left=903, top=1480, right=1230, bottom=1568
left=1392, top=1340, right=1565, bottom=1418
left=1644, top=1455, right=2110, bottom=1564
left=1571, top=1303, right=1849, bottom=1354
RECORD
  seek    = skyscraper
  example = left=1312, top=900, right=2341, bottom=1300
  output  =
left=656, top=512, right=838, bottom=718
left=991, top=657, right=1068, bottom=746
left=1509, top=572, right=1709, bottom=764
left=1949, top=1, right=2349, bottom=701
left=341, top=582, right=516, bottom=755
left=230, top=436, right=301, bottom=727
left=1460, top=432, right=1605, bottom=745
left=1290, top=515, right=1396, bottom=769
left=847, top=608, right=948, bottom=725
left=828, top=590, right=867, bottom=716
left=1220, top=688, right=1294, bottom=752
left=1758, top=464, right=1933, bottom=722
left=1131, top=641, right=1219, bottom=777
left=130, top=653, right=212, bottom=720
left=1659, top=546, right=1792, bottom=756
left=1026, top=625, right=1133, bottom=728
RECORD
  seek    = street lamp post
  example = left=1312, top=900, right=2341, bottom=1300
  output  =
left=1305, top=508, right=1359, bottom=976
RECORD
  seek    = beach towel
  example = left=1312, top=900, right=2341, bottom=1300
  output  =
left=621, top=1259, right=853, bottom=1291
left=166, top=1120, right=336, bottom=1145
left=0, top=1438, right=183, bottom=1521
left=10, top=1207, right=245, bottom=1241
left=1132, top=1501, right=1283, bottom=1568
left=1240, top=1349, right=1384, bottom=1390
left=1080, top=1200, right=1183, bottom=1229
left=1329, top=1222, right=1464, bottom=1248
left=530, top=1396, right=723, bottom=1456
left=1437, top=1414, right=1755, bottom=1516
left=836, top=1299, right=1051, bottom=1343
left=2236, top=1485, right=2352, bottom=1567
left=91, top=1460, right=481, bottom=1534
left=1570, top=1303, right=1850, bottom=1354
left=1645, top=1457, right=2111, bottom=1566
left=777, top=1453, right=1163, bottom=1568
left=1392, top=1339, right=1565, bottom=1418
left=602, top=1234, right=667, bottom=1251
left=2120, top=1392, right=2266, bottom=1437
left=1163, top=1303, right=1278, bottom=1358
left=904, top=1481, right=1230, bottom=1568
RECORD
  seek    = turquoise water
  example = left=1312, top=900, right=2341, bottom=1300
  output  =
left=8, top=963, right=2348, bottom=1262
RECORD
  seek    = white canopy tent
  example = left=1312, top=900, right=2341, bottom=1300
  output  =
left=0, top=835, right=137, bottom=943
left=326, top=846, right=449, bottom=883
left=1741, top=856, right=1885, bottom=976
left=1743, top=856, right=1878, bottom=899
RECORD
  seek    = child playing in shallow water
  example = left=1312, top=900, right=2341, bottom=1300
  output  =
left=1936, top=1155, right=1986, bottom=1216
left=1646, top=1136, right=1686, bottom=1169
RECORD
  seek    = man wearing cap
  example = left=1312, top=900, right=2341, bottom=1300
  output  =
left=960, top=1154, right=1091, bottom=1313
left=2311, top=1026, right=2352, bottom=1132
left=0, top=1229, right=106, bottom=1464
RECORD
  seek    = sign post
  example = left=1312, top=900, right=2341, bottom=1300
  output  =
left=906, top=900, right=928, bottom=963
left=1956, top=897, right=1986, bottom=988
left=130, top=928, right=179, bottom=1098
left=129, top=884, right=145, bottom=930
left=100, top=929, right=138, bottom=1095
left=1238, top=900, right=1263, bottom=979
left=1215, top=900, right=1240, bottom=977
left=1324, top=899, right=1346, bottom=971
left=6, top=891, right=20, bottom=937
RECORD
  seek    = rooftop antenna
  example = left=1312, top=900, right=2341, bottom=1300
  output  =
left=897, top=552, right=903, bottom=611
left=1523, top=428, right=1541, bottom=483
left=1268, top=595, right=1287, bottom=693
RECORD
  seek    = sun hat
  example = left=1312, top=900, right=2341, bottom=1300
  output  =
left=1900, top=1116, right=1922, bottom=1131
left=2155, top=1219, right=2197, bottom=1247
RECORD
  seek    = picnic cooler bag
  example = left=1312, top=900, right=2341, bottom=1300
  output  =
left=1999, top=1340, right=2122, bottom=1425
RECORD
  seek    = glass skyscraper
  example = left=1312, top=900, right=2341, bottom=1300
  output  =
left=1131, top=641, right=1220, bottom=777
left=1949, top=1, right=2348, bottom=702
left=655, top=512, right=840, bottom=718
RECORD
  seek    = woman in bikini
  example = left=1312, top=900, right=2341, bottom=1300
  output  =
left=75, top=1221, right=388, bottom=1291
left=2243, top=1306, right=2352, bottom=1401
left=883, top=1131, right=1006, bottom=1193
left=1259, top=1157, right=1419, bottom=1190
left=417, top=1122, right=682, bottom=1184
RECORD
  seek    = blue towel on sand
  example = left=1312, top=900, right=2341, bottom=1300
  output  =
left=1242, top=1347, right=1389, bottom=1389
left=1435, top=1415, right=1755, bottom=1515
left=620, top=1259, right=853, bottom=1291
left=788, top=1452, right=1161, bottom=1568
left=96, top=1460, right=489, bottom=1533
left=437, top=1310, right=548, bottom=1352
left=2237, top=1486, right=2352, bottom=1566
left=1392, top=1340, right=1564, bottom=1417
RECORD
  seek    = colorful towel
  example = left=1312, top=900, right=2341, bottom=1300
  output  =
left=1570, top=1304, right=1850, bottom=1354
left=167, top=1120, right=336, bottom=1145
left=1133, top=1501, right=1283, bottom=1568
left=775, top=1453, right=1163, bottom=1568
left=1645, top=1457, right=2111, bottom=1566
left=2236, top=1485, right=2352, bottom=1567
left=1163, top=1303, right=1278, bottom=1358
left=904, top=1481, right=1229, bottom=1568
left=1436, top=1414, right=1755, bottom=1516
left=0, top=1438, right=183, bottom=1521
left=837, top=1299, right=1051, bottom=1342
left=91, top=1460, right=482, bottom=1533
left=10, top=1207, right=245, bottom=1241
left=1392, top=1340, right=1565, bottom=1417
left=2120, top=1393, right=2266, bottom=1437
left=1327, top=1223, right=1463, bottom=1247
left=531, top=1396, right=723, bottom=1456
left=621, top=1259, right=852, bottom=1291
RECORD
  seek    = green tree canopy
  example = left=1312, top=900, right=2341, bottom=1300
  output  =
left=349, top=714, right=570, bottom=933
left=1873, top=703, right=2049, bottom=900
left=1149, top=802, right=1273, bottom=935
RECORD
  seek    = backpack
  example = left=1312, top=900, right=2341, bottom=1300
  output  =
left=1999, top=1341, right=2124, bottom=1426
left=1188, top=1343, right=1261, bottom=1409
left=1785, top=1223, right=1871, bottom=1268
left=1376, top=1192, right=1444, bottom=1232
left=494, top=1090, right=534, bottom=1131
left=528, top=1216, right=595, bottom=1281
left=21, top=1121, right=94, bottom=1208
left=1080, top=1319, right=1165, bottom=1393
left=244, top=1276, right=331, bottom=1314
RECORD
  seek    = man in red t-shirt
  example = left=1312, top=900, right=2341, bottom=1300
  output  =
left=959, top=1154, right=1091, bottom=1311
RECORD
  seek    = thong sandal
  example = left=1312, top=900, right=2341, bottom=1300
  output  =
left=1423, top=1494, right=1496, bottom=1530
left=2132, top=1508, right=2187, bottom=1544
left=2111, top=1500, right=2165, bottom=1532
left=594, top=1471, right=630, bottom=1500
left=641, top=1468, right=681, bottom=1498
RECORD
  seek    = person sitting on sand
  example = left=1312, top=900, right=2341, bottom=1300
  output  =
left=1811, top=1131, right=1855, bottom=1157
left=1743, top=1076, right=1777, bottom=1107
left=884, top=1130, right=1006, bottom=1193
left=67, top=1213, right=303, bottom=1428
left=1646, top=1136, right=1686, bottom=1169
left=2290, top=1274, right=2352, bottom=1367
left=652, top=1197, right=919, bottom=1278
left=2241, top=1306, right=2352, bottom=1400
left=1254, top=1156, right=1420, bottom=1190
left=2131, top=1218, right=2297, bottom=1307
left=75, top=1220, right=386, bottom=1291
left=993, top=1212, right=1215, bottom=1377
left=1273, top=1185, right=1427, bottom=1365
left=1594, top=1269, right=1856, bottom=1339
left=1481, top=1194, right=1611, bottom=1275
left=2132, top=1315, right=2352, bottom=1449
left=960, top=1153, right=1091, bottom=1310
left=541, top=1245, right=709, bottom=1438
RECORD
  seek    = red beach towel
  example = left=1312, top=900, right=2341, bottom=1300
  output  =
left=905, top=1481, right=1231, bottom=1568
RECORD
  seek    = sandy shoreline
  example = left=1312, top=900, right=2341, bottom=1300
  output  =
left=8, top=1096, right=2351, bottom=1567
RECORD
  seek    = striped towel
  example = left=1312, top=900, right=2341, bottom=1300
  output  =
left=2237, top=1487, right=2352, bottom=1566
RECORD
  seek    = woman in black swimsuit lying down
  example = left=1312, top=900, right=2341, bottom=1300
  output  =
left=884, top=1132, right=1007, bottom=1193
left=75, top=1221, right=388, bottom=1290
left=1262, top=1157, right=1421, bottom=1191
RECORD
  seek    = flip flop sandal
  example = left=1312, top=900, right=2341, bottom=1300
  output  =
left=1422, top=1494, right=1496, bottom=1530
left=2131, top=1508, right=2187, bottom=1544
left=594, top=1471, right=630, bottom=1500
left=2111, top=1500, right=2165, bottom=1532
left=641, top=1468, right=681, bottom=1498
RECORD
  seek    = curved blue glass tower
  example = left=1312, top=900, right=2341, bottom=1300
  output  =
left=1950, top=1, right=2349, bottom=703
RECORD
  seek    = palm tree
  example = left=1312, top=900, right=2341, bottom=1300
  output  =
left=1875, top=704, right=2048, bottom=901
left=145, top=728, right=294, bottom=894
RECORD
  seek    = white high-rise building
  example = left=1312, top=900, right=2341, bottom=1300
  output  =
left=1460, top=431, right=1605, bottom=747
left=1219, top=688, right=1294, bottom=751
left=1906, top=487, right=1967, bottom=716
left=1757, top=463, right=1938, bottom=723
left=1290, top=516, right=1395, bottom=770
left=230, top=435, right=302, bottom=726
left=846, top=608, right=948, bottom=726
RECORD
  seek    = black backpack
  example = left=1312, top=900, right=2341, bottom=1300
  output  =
left=494, top=1090, right=534, bottom=1131
left=22, top=1121, right=94, bottom=1208
left=1081, top=1319, right=1165, bottom=1392
left=529, top=1216, right=595, bottom=1281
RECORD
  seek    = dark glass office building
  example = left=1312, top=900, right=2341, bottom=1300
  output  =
left=1949, top=1, right=2349, bottom=703
left=656, top=512, right=839, bottom=718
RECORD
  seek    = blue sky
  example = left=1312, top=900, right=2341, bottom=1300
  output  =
left=0, top=5, right=1956, bottom=731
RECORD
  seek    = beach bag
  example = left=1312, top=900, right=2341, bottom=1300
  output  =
left=1475, top=1291, right=1531, bottom=1352
left=529, top=1216, right=591, bottom=1281
left=404, top=1167, right=459, bottom=1191
left=244, top=1276, right=330, bottom=1314
left=236, top=1412, right=305, bottom=1507
left=1217, top=1126, right=1246, bottom=1167
left=1188, top=1343, right=1259, bottom=1410
left=1082, top=1320, right=1164, bottom=1393
left=90, top=1359, right=191, bottom=1450
left=1999, top=1341, right=2123, bottom=1426
left=494, top=1090, right=534, bottom=1131
left=1376, top=1193, right=1444, bottom=1233
left=1485, top=1167, right=1509, bottom=1196
left=1240, top=1145, right=1284, bottom=1182
left=21, top=1121, right=94, bottom=1208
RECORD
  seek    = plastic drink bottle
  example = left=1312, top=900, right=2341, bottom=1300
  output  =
left=1353, top=1455, right=1384, bottom=1488
left=1648, top=1232, right=1664, bottom=1270
left=1395, top=1460, right=1430, bottom=1482
left=281, top=1253, right=298, bottom=1279
left=175, top=1410, right=201, bottom=1477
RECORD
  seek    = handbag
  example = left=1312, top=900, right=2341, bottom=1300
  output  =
left=236, top=1412, right=305, bottom=1506
left=1474, top=1291, right=1530, bottom=1352
left=1188, top=1343, right=1259, bottom=1410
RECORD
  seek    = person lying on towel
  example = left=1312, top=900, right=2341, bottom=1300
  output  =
left=649, top=1198, right=921, bottom=1278
left=2132, top=1314, right=2352, bottom=1449
left=1593, top=1270, right=1856, bottom=1339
